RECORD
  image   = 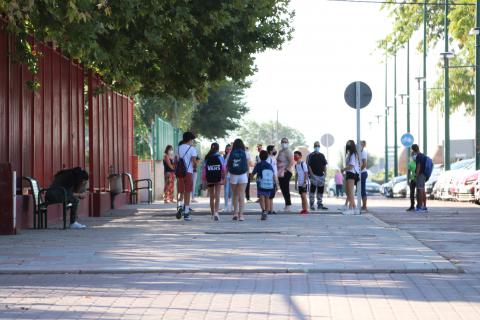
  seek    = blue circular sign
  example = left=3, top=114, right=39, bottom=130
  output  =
left=401, top=133, right=414, bottom=147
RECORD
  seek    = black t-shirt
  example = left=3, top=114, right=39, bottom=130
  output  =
left=307, top=152, right=327, bottom=176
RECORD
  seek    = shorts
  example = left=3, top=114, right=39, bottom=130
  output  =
left=177, top=173, right=193, bottom=193
left=346, top=171, right=359, bottom=184
left=298, top=186, right=308, bottom=194
left=258, top=189, right=274, bottom=198
left=229, top=173, right=248, bottom=185
left=416, top=173, right=426, bottom=190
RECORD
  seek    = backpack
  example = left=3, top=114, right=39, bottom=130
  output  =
left=423, top=156, right=433, bottom=181
left=228, top=149, right=248, bottom=175
left=258, top=168, right=274, bottom=190
left=175, top=145, right=192, bottom=178
left=205, top=155, right=222, bottom=183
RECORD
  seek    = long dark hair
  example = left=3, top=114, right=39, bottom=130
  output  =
left=232, top=138, right=245, bottom=151
left=164, top=145, right=173, bottom=154
left=345, top=140, right=359, bottom=162
left=205, top=142, right=220, bottom=160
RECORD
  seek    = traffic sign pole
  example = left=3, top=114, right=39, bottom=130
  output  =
left=356, top=82, right=362, bottom=212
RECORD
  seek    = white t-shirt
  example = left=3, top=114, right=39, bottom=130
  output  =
left=296, top=161, right=309, bottom=186
left=245, top=151, right=253, bottom=173
left=177, top=143, right=198, bottom=174
left=266, top=156, right=278, bottom=177
left=360, top=149, right=368, bottom=173
left=346, top=153, right=360, bottom=174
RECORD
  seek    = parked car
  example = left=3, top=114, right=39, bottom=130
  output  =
left=475, top=175, right=480, bottom=204
left=433, top=159, right=475, bottom=200
left=426, top=166, right=444, bottom=199
left=452, top=170, right=480, bottom=202
left=382, top=175, right=407, bottom=198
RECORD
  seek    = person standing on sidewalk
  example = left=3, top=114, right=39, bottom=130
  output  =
left=334, top=170, right=344, bottom=197
left=245, top=147, right=254, bottom=202
left=252, top=150, right=276, bottom=220
left=294, top=151, right=309, bottom=214
left=202, top=142, right=225, bottom=221
left=163, top=145, right=176, bottom=203
left=226, top=139, right=250, bottom=221
left=341, top=140, right=360, bottom=214
left=307, top=141, right=328, bottom=211
left=411, top=144, right=428, bottom=212
left=360, top=140, right=368, bottom=212
left=406, top=156, right=417, bottom=211
left=266, top=145, right=279, bottom=214
left=277, top=137, right=293, bottom=212
left=175, top=131, right=197, bottom=221
left=223, top=144, right=232, bottom=212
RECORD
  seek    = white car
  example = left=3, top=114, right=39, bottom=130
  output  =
left=433, top=159, right=475, bottom=200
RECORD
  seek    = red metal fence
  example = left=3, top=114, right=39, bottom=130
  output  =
left=0, top=25, right=134, bottom=223
left=88, top=73, right=134, bottom=192
left=0, top=31, right=86, bottom=187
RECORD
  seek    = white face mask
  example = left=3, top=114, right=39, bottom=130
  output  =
left=281, top=143, right=289, bottom=149
left=168, top=150, right=174, bottom=157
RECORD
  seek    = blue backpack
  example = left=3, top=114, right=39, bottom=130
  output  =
left=423, top=156, right=433, bottom=181
left=258, top=168, right=274, bottom=190
left=228, top=149, right=248, bottom=175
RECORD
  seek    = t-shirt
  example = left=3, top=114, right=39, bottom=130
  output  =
left=335, top=172, right=344, bottom=185
left=177, top=143, right=198, bottom=174
left=277, top=149, right=293, bottom=177
left=252, top=161, right=275, bottom=191
left=266, top=155, right=278, bottom=177
left=245, top=150, right=253, bottom=173
left=346, top=152, right=360, bottom=174
left=408, top=160, right=416, bottom=181
left=295, top=161, right=309, bottom=186
left=415, top=152, right=426, bottom=174
left=307, top=152, right=327, bottom=176
left=360, top=149, right=368, bottom=173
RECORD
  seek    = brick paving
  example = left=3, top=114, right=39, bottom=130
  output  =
left=1, top=273, right=480, bottom=320
left=1, top=197, right=480, bottom=319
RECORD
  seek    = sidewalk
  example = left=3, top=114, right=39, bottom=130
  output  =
left=0, top=197, right=457, bottom=274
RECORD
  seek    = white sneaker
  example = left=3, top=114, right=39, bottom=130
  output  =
left=342, top=209, right=354, bottom=215
left=284, top=205, right=291, bottom=212
left=337, top=205, right=347, bottom=211
left=70, top=221, right=86, bottom=229
left=353, top=209, right=361, bottom=215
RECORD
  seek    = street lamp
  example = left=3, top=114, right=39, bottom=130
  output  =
left=472, top=5, right=480, bottom=170
left=393, top=52, right=398, bottom=177
left=385, top=105, right=393, bottom=182
left=441, top=49, right=454, bottom=171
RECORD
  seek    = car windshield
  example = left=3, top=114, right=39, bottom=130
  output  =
left=450, top=159, right=475, bottom=170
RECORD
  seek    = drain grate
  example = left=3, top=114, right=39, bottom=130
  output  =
left=205, top=231, right=283, bottom=235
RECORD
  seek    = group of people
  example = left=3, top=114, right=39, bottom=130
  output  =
left=165, top=131, right=351, bottom=221
left=407, top=144, right=429, bottom=213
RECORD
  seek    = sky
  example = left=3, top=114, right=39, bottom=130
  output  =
left=243, top=0, right=476, bottom=167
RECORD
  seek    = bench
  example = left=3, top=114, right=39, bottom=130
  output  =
left=122, top=173, right=152, bottom=204
left=22, top=177, right=73, bottom=229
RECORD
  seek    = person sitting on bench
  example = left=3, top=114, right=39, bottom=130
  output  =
left=46, top=167, right=89, bottom=229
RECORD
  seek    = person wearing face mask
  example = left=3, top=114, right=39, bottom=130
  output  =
left=341, top=140, right=360, bottom=214
left=277, top=137, right=294, bottom=212
left=266, top=145, right=279, bottom=213
left=163, top=145, right=176, bottom=203
left=307, top=141, right=328, bottom=211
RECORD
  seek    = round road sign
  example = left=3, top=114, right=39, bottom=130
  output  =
left=344, top=81, right=372, bottom=109
left=401, top=133, right=414, bottom=148
left=321, top=134, right=334, bottom=148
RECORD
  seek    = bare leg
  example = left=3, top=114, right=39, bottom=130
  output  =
left=232, top=183, right=239, bottom=217
left=238, top=183, right=246, bottom=218
left=214, top=184, right=221, bottom=213
left=259, top=197, right=266, bottom=212
left=208, top=186, right=215, bottom=215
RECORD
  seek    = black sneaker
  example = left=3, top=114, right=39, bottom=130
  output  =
left=406, top=207, right=415, bottom=212
left=176, top=207, right=183, bottom=219
left=271, top=211, right=277, bottom=215
left=310, top=205, right=315, bottom=211
left=184, top=213, right=192, bottom=221
left=261, top=212, right=268, bottom=220
left=318, top=205, right=328, bottom=210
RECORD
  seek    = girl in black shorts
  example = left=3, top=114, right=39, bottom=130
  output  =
left=341, top=140, right=360, bottom=214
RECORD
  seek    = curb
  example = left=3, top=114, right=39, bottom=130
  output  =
left=0, top=267, right=462, bottom=275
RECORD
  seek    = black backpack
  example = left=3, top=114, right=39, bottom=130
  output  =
left=205, top=155, right=222, bottom=183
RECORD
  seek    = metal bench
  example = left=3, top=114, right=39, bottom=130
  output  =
left=22, top=177, right=73, bottom=229
left=122, top=173, right=152, bottom=204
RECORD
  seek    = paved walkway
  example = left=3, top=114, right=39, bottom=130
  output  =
left=0, top=199, right=456, bottom=274
left=1, top=273, right=480, bottom=319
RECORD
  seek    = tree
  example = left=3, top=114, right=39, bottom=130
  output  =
left=191, top=81, right=249, bottom=139
left=235, top=120, right=306, bottom=149
left=1, top=0, right=294, bottom=97
left=378, top=1, right=475, bottom=115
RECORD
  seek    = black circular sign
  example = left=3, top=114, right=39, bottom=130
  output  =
left=344, top=81, right=372, bottom=109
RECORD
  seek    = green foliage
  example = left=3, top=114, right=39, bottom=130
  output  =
left=235, top=120, right=306, bottom=149
left=191, top=81, right=249, bottom=139
left=1, top=0, right=294, bottom=97
left=378, top=1, right=476, bottom=115
left=134, top=104, right=152, bottom=160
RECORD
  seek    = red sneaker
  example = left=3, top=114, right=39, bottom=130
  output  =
left=299, top=209, right=308, bottom=214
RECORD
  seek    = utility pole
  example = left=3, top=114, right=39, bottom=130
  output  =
left=476, top=0, right=480, bottom=170
left=394, top=52, right=398, bottom=177
left=444, top=0, right=451, bottom=170
left=384, top=52, right=389, bottom=183
left=407, top=40, right=411, bottom=180
left=423, top=0, right=428, bottom=155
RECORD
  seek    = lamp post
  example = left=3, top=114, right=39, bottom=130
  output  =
left=384, top=52, right=389, bottom=183
left=398, top=93, right=409, bottom=176
left=394, top=52, right=398, bottom=177
left=415, top=76, right=425, bottom=143
left=441, top=0, right=453, bottom=170
left=423, top=0, right=428, bottom=155
left=475, top=1, right=480, bottom=170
